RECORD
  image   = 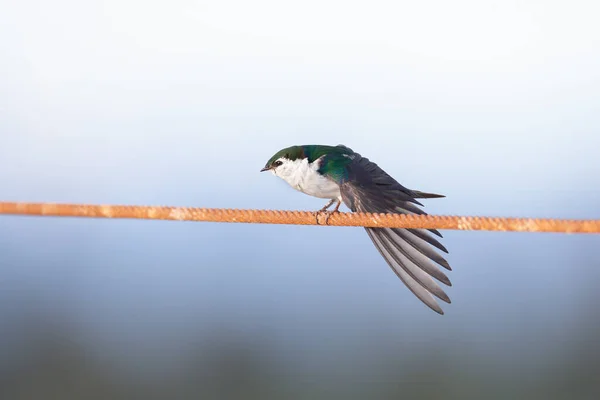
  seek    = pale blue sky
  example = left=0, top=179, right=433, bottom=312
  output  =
left=1, top=0, right=600, bottom=383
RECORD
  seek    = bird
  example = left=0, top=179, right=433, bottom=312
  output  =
left=261, top=144, right=453, bottom=314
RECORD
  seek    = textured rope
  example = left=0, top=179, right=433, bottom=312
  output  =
left=1, top=202, right=599, bottom=233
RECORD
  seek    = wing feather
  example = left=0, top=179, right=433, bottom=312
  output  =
left=366, top=230, right=445, bottom=315
left=337, top=147, right=453, bottom=314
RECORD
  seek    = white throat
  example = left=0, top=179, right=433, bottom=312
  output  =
left=273, top=158, right=341, bottom=200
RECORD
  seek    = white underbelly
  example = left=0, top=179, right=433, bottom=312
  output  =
left=275, top=157, right=342, bottom=200
left=294, top=173, right=341, bottom=199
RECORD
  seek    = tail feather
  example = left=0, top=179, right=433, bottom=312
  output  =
left=412, top=190, right=445, bottom=199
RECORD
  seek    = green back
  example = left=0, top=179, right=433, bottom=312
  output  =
left=263, top=144, right=355, bottom=183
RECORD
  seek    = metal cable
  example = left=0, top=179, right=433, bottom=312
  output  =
left=1, top=201, right=599, bottom=233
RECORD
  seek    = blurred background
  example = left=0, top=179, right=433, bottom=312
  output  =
left=1, top=1, right=600, bottom=398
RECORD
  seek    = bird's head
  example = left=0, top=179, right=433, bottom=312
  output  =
left=260, top=146, right=307, bottom=178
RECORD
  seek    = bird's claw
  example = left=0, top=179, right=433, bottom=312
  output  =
left=314, top=210, right=339, bottom=225
left=314, top=200, right=341, bottom=225
left=313, top=210, right=321, bottom=224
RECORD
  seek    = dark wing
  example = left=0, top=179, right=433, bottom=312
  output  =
left=336, top=147, right=452, bottom=314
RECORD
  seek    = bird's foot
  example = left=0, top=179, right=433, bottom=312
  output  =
left=316, top=210, right=340, bottom=225
left=313, top=210, right=323, bottom=224
left=314, top=201, right=341, bottom=225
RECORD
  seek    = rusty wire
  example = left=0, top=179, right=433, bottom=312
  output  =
left=1, top=201, right=599, bottom=233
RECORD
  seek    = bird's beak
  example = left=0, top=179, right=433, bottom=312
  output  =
left=260, top=167, right=270, bottom=172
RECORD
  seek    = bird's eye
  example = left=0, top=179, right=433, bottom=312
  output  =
left=273, top=160, right=283, bottom=167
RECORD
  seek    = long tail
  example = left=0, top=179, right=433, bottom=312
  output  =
left=412, top=190, right=445, bottom=199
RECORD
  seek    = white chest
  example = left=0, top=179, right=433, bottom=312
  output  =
left=273, top=158, right=341, bottom=200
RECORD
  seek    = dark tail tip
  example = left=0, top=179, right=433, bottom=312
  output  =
left=412, top=190, right=445, bottom=199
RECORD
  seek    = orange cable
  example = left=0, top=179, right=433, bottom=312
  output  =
left=1, top=201, right=599, bottom=233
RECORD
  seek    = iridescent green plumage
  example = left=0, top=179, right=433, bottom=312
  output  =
left=263, top=146, right=305, bottom=167
left=263, top=144, right=354, bottom=182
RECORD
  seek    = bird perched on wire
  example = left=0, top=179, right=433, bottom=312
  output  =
left=261, top=144, right=452, bottom=314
